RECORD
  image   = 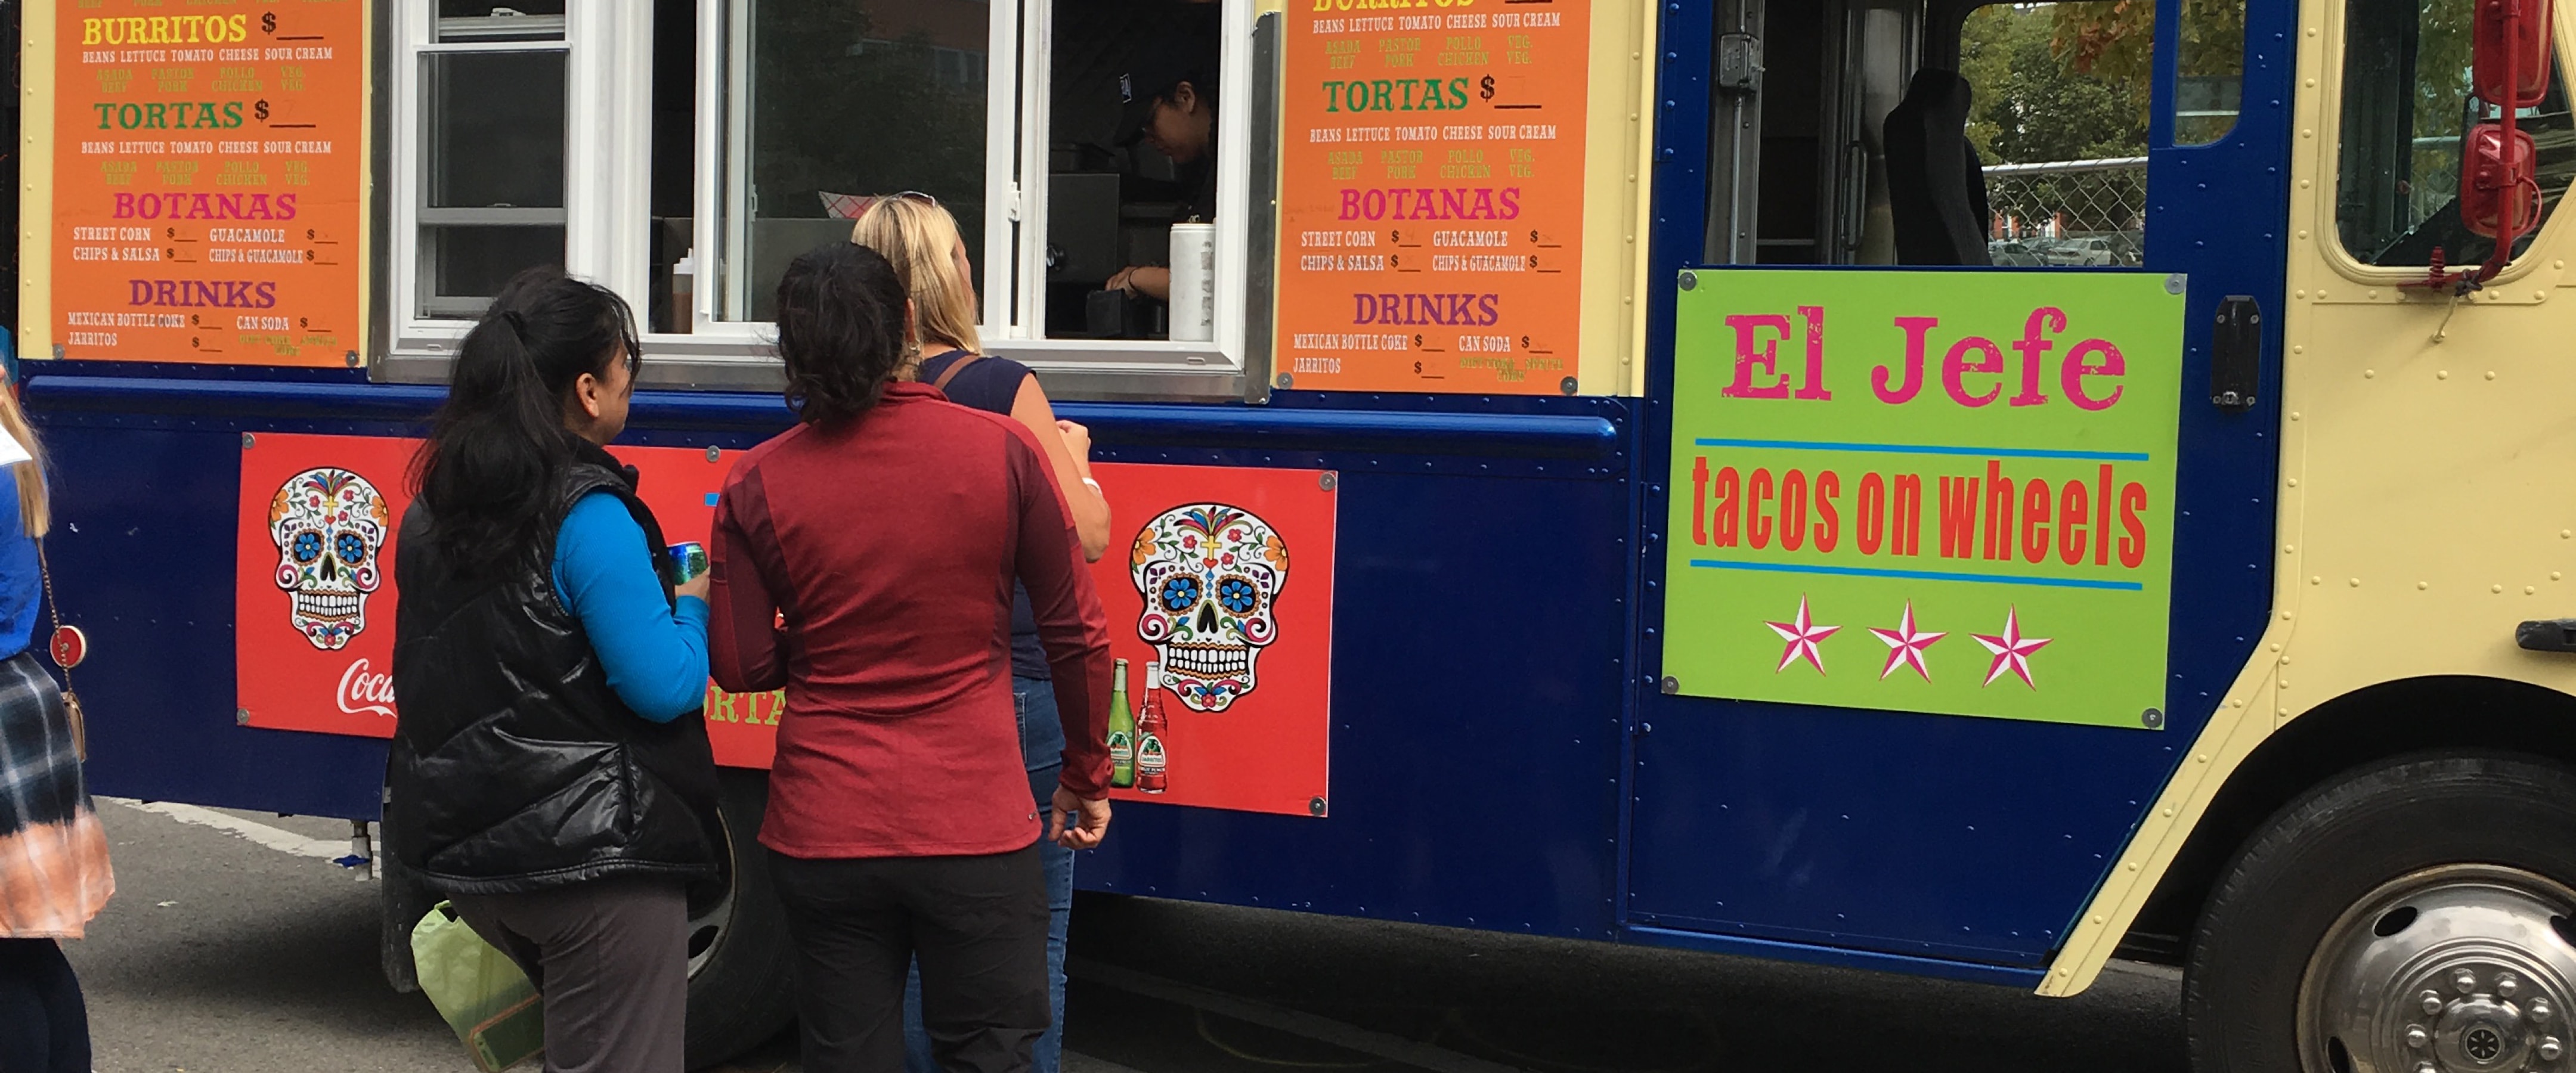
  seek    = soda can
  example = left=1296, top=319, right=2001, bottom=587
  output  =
left=667, top=541, right=709, bottom=585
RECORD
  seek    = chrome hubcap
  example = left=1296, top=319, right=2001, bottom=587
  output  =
left=683, top=817, right=741, bottom=979
left=2300, top=866, right=2576, bottom=1073
left=684, top=879, right=733, bottom=979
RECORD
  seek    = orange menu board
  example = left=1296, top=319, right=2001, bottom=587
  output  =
left=52, top=1, right=365, bottom=367
left=1275, top=0, right=1590, bottom=395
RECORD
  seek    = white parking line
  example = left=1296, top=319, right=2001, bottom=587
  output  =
left=102, top=797, right=354, bottom=861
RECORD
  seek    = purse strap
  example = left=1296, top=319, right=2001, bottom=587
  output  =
left=36, top=539, right=65, bottom=689
left=35, top=538, right=85, bottom=759
left=928, top=350, right=980, bottom=392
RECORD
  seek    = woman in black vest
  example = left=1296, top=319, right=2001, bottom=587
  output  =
left=389, top=269, right=724, bottom=1073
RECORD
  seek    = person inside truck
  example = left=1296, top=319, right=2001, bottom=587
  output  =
left=1103, top=6, right=1221, bottom=303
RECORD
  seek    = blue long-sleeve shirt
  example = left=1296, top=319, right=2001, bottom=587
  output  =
left=552, top=491, right=708, bottom=722
left=0, top=470, right=37, bottom=662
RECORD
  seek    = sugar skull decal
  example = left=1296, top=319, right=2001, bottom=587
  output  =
left=268, top=468, right=388, bottom=650
left=1130, top=504, right=1289, bottom=712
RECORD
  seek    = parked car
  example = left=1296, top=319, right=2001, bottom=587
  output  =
left=1988, top=240, right=2051, bottom=266
left=2042, top=237, right=2118, bottom=266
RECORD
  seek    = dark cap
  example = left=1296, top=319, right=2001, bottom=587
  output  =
left=1115, top=10, right=1219, bottom=147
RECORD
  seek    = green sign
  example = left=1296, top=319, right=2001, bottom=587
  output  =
left=1661, top=269, right=2184, bottom=729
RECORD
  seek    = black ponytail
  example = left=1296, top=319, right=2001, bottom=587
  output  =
left=411, top=268, right=641, bottom=579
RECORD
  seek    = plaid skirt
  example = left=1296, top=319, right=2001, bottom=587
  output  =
left=0, top=651, right=111, bottom=938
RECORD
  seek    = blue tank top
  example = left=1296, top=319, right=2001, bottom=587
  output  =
left=918, top=350, right=1052, bottom=684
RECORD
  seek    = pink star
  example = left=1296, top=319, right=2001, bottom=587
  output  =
left=1971, top=606, right=2052, bottom=689
left=1867, top=602, right=1948, bottom=681
left=1766, top=596, right=1840, bottom=675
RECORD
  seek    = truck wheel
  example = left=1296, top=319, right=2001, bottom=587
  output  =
left=683, top=770, right=798, bottom=1068
left=2185, top=752, right=2576, bottom=1073
left=378, top=795, right=434, bottom=994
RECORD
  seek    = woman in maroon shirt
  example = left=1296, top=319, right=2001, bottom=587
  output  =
left=708, top=243, right=1113, bottom=1073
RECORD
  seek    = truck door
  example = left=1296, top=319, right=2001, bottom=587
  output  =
left=1626, top=0, right=2291, bottom=974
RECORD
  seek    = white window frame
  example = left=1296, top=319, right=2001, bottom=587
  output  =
left=982, top=0, right=1255, bottom=389
left=385, top=1, right=649, bottom=361
left=382, top=0, right=1267, bottom=399
left=665, top=0, right=1020, bottom=349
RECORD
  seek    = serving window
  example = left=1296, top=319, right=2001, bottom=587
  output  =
left=382, top=0, right=1265, bottom=398
left=695, top=0, right=991, bottom=326
left=396, top=4, right=571, bottom=320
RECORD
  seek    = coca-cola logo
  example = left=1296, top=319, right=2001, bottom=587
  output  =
left=338, top=658, right=396, bottom=718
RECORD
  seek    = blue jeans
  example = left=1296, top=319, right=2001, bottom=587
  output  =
left=903, top=677, right=1075, bottom=1073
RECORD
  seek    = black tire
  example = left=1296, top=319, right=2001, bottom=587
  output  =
left=683, top=769, right=798, bottom=1069
left=379, top=795, right=435, bottom=994
left=2184, top=751, right=2576, bottom=1072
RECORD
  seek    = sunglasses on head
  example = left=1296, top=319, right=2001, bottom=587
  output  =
left=855, top=191, right=940, bottom=218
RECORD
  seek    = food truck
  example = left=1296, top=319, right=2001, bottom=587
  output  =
left=18, top=0, right=2576, bottom=1067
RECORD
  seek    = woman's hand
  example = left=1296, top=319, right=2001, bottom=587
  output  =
left=675, top=573, right=711, bottom=604
left=1105, top=266, right=1172, bottom=302
left=1056, top=419, right=1093, bottom=464
left=1048, top=787, right=1111, bottom=849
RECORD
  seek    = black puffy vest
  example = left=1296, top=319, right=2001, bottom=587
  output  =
left=388, top=452, right=726, bottom=905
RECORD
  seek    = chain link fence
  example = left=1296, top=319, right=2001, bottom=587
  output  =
left=1982, top=156, right=2148, bottom=266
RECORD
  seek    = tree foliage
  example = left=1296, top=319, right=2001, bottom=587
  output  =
left=1960, top=2, right=2152, bottom=165
left=1959, top=0, right=2504, bottom=241
left=2048, top=0, right=2244, bottom=82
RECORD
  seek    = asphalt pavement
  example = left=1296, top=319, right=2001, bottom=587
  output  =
left=63, top=799, right=2191, bottom=1072
left=70, top=800, right=459, bottom=1072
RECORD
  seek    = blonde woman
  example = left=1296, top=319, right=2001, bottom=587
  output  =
left=0, top=383, right=112, bottom=1072
left=850, top=194, right=1106, bottom=1073
left=851, top=195, right=1111, bottom=557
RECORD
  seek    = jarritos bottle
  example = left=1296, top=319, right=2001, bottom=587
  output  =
left=1106, top=658, right=1137, bottom=789
left=1135, top=661, right=1169, bottom=794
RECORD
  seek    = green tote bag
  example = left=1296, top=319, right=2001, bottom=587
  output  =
left=411, top=901, right=545, bottom=1072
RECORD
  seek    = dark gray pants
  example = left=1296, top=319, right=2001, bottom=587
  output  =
left=451, top=877, right=688, bottom=1073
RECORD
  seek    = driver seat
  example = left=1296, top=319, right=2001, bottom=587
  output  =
left=1884, top=69, right=1995, bottom=266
